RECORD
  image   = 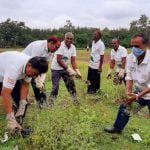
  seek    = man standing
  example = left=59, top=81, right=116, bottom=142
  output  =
left=49, top=32, right=81, bottom=105
left=104, top=33, right=150, bottom=133
left=87, top=30, right=105, bottom=94
left=0, top=51, right=48, bottom=134
left=106, top=38, right=127, bottom=85
left=22, top=36, right=60, bottom=108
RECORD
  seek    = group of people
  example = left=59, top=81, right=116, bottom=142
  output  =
left=0, top=30, right=149, bottom=137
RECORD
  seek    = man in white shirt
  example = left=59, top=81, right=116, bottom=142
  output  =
left=107, top=38, right=128, bottom=85
left=50, top=32, right=81, bottom=105
left=23, top=35, right=60, bottom=108
left=104, top=33, right=150, bottom=133
left=0, top=51, right=48, bottom=134
left=87, top=30, right=105, bottom=94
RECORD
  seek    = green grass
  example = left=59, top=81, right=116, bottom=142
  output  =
left=0, top=50, right=150, bottom=150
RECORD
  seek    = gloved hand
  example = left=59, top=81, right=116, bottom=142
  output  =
left=118, top=68, right=125, bottom=79
left=106, top=69, right=113, bottom=80
left=66, top=67, right=77, bottom=76
left=75, top=69, right=82, bottom=78
left=15, top=100, right=27, bottom=117
left=35, top=74, right=46, bottom=90
left=6, top=113, right=22, bottom=132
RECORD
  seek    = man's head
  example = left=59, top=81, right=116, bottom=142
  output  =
left=47, top=35, right=61, bottom=53
left=131, top=33, right=149, bottom=57
left=111, top=38, right=120, bottom=51
left=93, top=30, right=101, bottom=42
left=25, top=57, right=48, bottom=77
left=64, top=32, right=74, bottom=48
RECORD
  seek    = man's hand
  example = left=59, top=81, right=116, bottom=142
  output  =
left=98, top=67, right=102, bottom=74
left=125, top=92, right=137, bottom=105
left=118, top=68, right=125, bottom=79
left=75, top=69, right=82, bottom=78
left=67, top=67, right=77, bottom=76
left=35, top=74, right=46, bottom=90
left=106, top=69, right=112, bottom=80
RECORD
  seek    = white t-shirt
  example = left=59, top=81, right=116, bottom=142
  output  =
left=125, top=50, right=150, bottom=99
left=89, top=39, right=105, bottom=69
left=51, top=41, right=76, bottom=70
left=111, top=45, right=127, bottom=72
left=22, top=40, right=53, bottom=61
left=0, top=51, right=31, bottom=89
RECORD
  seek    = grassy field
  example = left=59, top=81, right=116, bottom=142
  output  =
left=0, top=49, right=149, bottom=150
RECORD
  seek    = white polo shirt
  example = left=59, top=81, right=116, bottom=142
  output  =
left=111, top=45, right=128, bottom=72
left=0, top=51, right=31, bottom=89
left=22, top=40, right=53, bottom=61
left=126, top=50, right=150, bottom=99
left=89, top=39, right=105, bottom=69
left=51, top=41, right=76, bottom=70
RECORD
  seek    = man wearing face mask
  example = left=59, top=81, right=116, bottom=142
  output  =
left=104, top=33, right=150, bottom=133
left=106, top=38, right=127, bottom=85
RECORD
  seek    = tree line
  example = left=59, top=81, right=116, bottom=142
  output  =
left=0, top=15, right=149, bottom=49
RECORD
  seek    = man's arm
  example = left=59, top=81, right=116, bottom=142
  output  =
left=121, top=57, right=126, bottom=69
left=1, top=87, right=13, bottom=113
left=57, top=54, right=68, bottom=70
left=99, top=55, right=104, bottom=72
left=110, top=59, right=115, bottom=69
left=71, top=56, right=77, bottom=69
left=137, top=88, right=150, bottom=98
left=20, top=81, right=30, bottom=100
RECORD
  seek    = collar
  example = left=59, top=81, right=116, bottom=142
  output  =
left=63, top=41, right=72, bottom=49
left=132, top=49, right=149, bottom=64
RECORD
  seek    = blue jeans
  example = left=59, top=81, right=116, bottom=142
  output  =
left=113, top=98, right=150, bottom=131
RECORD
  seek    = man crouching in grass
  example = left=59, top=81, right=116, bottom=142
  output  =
left=104, top=33, right=150, bottom=133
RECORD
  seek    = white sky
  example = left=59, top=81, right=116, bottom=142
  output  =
left=0, top=0, right=149, bottom=29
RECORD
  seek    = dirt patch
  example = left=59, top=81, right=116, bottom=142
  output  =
left=77, top=54, right=110, bottom=64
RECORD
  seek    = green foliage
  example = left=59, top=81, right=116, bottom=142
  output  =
left=0, top=56, right=149, bottom=149
left=0, top=15, right=149, bottom=49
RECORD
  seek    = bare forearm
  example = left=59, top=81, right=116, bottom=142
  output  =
left=20, top=82, right=29, bottom=100
left=110, top=60, right=115, bottom=69
left=99, top=55, right=104, bottom=69
left=71, top=57, right=77, bottom=70
left=138, top=88, right=150, bottom=98
left=121, top=57, right=126, bottom=69
left=126, top=80, right=133, bottom=94
left=1, top=88, right=12, bottom=113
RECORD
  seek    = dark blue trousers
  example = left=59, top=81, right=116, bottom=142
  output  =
left=113, top=98, right=150, bottom=131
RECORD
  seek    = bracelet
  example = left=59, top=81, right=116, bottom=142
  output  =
left=135, top=94, right=139, bottom=101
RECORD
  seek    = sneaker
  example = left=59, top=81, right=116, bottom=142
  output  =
left=104, top=126, right=122, bottom=134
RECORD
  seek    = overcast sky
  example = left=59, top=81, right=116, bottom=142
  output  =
left=0, top=0, right=149, bottom=29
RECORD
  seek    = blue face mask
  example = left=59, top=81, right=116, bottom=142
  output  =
left=132, top=47, right=144, bottom=57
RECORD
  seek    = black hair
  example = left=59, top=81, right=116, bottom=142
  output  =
left=132, top=33, right=149, bottom=44
left=94, top=30, right=102, bottom=38
left=28, top=57, right=48, bottom=74
left=112, top=38, right=120, bottom=44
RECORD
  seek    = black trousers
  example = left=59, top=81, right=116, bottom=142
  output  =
left=87, top=67, right=101, bottom=94
left=0, top=80, right=28, bottom=117
left=31, top=78, right=47, bottom=103
left=0, top=80, right=22, bottom=109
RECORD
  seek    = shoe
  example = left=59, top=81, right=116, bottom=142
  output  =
left=104, top=126, right=122, bottom=134
left=21, top=127, right=34, bottom=137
